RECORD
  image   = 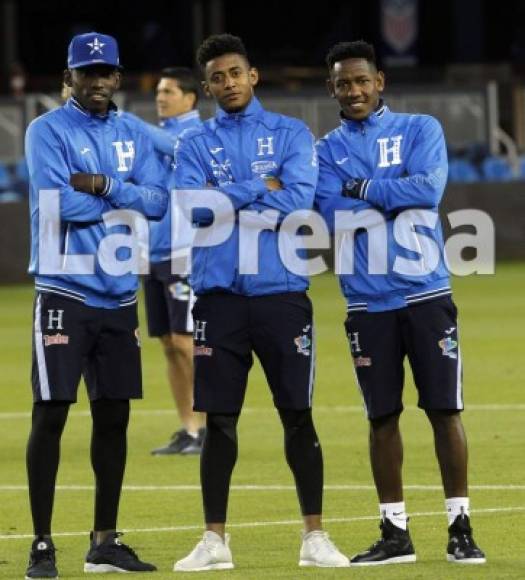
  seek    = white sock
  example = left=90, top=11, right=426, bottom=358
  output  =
left=379, top=501, right=407, bottom=531
left=187, top=431, right=199, bottom=439
left=445, top=497, right=470, bottom=526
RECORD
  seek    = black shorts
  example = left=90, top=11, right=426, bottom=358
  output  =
left=143, top=260, right=194, bottom=337
left=192, top=292, right=315, bottom=413
left=31, top=292, right=142, bottom=403
left=344, top=296, right=463, bottom=420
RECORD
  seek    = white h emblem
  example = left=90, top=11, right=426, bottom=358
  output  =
left=194, top=320, right=207, bottom=342
left=112, top=141, right=135, bottom=172
left=47, top=309, right=64, bottom=330
left=377, top=135, right=403, bottom=168
left=348, top=331, right=362, bottom=353
left=257, top=137, right=274, bottom=156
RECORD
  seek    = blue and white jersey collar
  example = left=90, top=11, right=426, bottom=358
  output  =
left=66, top=96, right=118, bottom=121
left=340, top=100, right=390, bottom=132
left=215, top=96, right=264, bottom=125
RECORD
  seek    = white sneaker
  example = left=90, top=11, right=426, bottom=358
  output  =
left=299, top=530, right=350, bottom=567
left=174, top=531, right=234, bottom=572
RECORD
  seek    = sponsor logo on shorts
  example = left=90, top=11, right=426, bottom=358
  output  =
left=43, top=333, right=69, bottom=346
left=294, top=333, right=311, bottom=356
left=135, top=328, right=141, bottom=347
left=353, top=355, right=372, bottom=367
left=194, top=345, right=213, bottom=356
left=438, top=336, right=458, bottom=359
left=169, top=281, right=191, bottom=301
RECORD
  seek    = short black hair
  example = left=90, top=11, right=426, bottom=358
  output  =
left=326, top=40, right=377, bottom=71
left=196, top=34, right=249, bottom=69
left=160, top=67, right=199, bottom=105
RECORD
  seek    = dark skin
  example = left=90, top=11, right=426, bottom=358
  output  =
left=327, top=57, right=385, bottom=121
left=329, top=57, right=469, bottom=504
left=64, top=65, right=121, bottom=195
left=203, top=53, right=282, bottom=191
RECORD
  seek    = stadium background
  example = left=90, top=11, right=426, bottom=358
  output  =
left=0, top=1, right=524, bottom=578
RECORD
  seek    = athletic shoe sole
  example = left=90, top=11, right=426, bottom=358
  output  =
left=446, top=554, right=486, bottom=564
left=84, top=562, right=154, bottom=572
left=173, top=562, right=234, bottom=572
left=299, top=559, right=350, bottom=567
left=350, top=554, right=417, bottom=566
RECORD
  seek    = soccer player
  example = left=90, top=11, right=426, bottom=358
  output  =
left=315, top=40, right=486, bottom=566
left=136, top=68, right=206, bottom=456
left=172, top=34, right=349, bottom=571
left=24, top=32, right=167, bottom=578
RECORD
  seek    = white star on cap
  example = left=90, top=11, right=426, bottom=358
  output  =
left=87, top=37, right=105, bottom=55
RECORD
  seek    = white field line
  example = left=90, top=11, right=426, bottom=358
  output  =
left=1, top=483, right=525, bottom=492
left=0, top=506, right=523, bottom=541
left=2, top=403, right=525, bottom=420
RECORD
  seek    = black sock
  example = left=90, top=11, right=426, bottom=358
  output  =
left=278, top=408, right=323, bottom=515
left=200, top=413, right=239, bottom=523
left=26, top=401, right=70, bottom=536
left=90, top=399, right=129, bottom=532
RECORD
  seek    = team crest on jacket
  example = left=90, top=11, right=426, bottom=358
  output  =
left=438, top=336, right=457, bottom=359
left=294, top=333, right=311, bottom=356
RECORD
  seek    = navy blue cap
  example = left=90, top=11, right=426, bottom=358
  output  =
left=67, top=32, right=121, bottom=69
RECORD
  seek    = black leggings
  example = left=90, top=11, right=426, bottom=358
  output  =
left=201, top=408, right=323, bottom=523
left=26, top=399, right=129, bottom=535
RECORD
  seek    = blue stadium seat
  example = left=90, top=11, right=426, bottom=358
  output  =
left=448, top=158, right=480, bottom=183
left=0, top=162, right=12, bottom=190
left=481, top=156, right=514, bottom=181
left=15, top=157, right=29, bottom=183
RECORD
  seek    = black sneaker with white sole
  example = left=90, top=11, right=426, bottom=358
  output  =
left=350, top=518, right=416, bottom=566
left=151, top=429, right=202, bottom=455
left=447, top=514, right=486, bottom=564
left=25, top=537, right=58, bottom=579
left=84, top=532, right=156, bottom=573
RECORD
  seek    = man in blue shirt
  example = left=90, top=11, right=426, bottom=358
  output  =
left=316, top=40, right=485, bottom=567
left=24, top=32, right=166, bottom=578
left=138, top=68, right=206, bottom=456
left=173, top=34, right=348, bottom=571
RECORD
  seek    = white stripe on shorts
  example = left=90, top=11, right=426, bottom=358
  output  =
left=186, top=287, right=195, bottom=333
left=34, top=294, right=51, bottom=401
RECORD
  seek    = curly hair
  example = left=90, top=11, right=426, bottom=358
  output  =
left=326, top=40, right=377, bottom=70
left=196, top=34, right=249, bottom=69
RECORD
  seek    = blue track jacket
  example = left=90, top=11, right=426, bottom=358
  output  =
left=129, top=110, right=203, bottom=263
left=26, top=98, right=168, bottom=309
left=174, top=97, right=318, bottom=296
left=315, top=103, right=450, bottom=312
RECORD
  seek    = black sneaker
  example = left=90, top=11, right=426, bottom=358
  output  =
left=350, top=518, right=416, bottom=566
left=151, top=429, right=202, bottom=455
left=25, top=537, right=58, bottom=579
left=447, top=514, right=486, bottom=564
left=84, top=532, right=156, bottom=573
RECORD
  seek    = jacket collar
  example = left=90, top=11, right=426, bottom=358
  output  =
left=159, top=109, right=201, bottom=130
left=340, top=100, right=390, bottom=132
left=65, top=96, right=118, bottom=122
left=215, top=96, right=264, bottom=125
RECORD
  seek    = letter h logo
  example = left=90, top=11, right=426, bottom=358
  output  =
left=377, top=135, right=402, bottom=168
left=194, top=320, right=207, bottom=342
left=112, top=141, right=135, bottom=172
left=257, top=137, right=274, bottom=156
left=47, top=309, right=64, bottom=330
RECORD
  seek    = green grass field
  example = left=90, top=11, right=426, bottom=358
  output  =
left=1, top=264, right=524, bottom=579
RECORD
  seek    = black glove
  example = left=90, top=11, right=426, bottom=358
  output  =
left=70, top=173, right=110, bottom=197
left=342, top=177, right=368, bottom=200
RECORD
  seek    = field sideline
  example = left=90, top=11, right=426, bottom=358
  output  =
left=1, top=264, right=524, bottom=578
